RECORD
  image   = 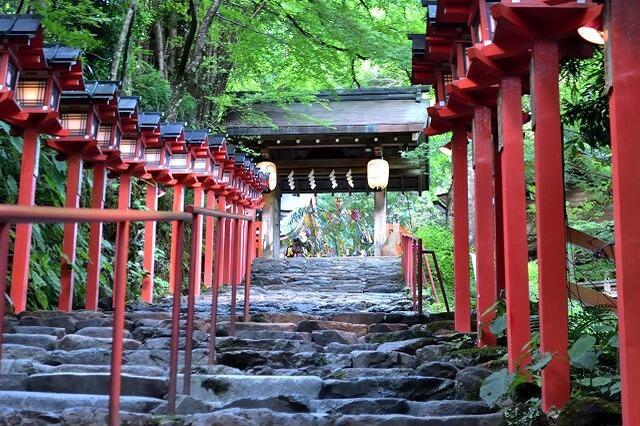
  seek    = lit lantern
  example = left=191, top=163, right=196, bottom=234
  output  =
left=578, top=14, right=604, bottom=45
left=367, top=158, right=390, bottom=190
left=186, top=129, right=212, bottom=180
left=257, top=161, right=277, bottom=191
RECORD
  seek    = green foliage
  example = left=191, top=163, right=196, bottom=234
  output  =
left=415, top=223, right=455, bottom=312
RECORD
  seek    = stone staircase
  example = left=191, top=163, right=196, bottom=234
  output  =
left=0, top=258, right=505, bottom=425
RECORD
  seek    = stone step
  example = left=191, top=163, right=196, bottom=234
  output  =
left=2, top=333, right=57, bottom=349
left=334, top=413, right=505, bottom=425
left=182, top=375, right=324, bottom=404
left=320, top=377, right=454, bottom=401
left=216, top=337, right=322, bottom=353
left=17, top=373, right=168, bottom=398
left=0, top=391, right=163, bottom=413
left=311, top=398, right=409, bottom=415
left=8, top=325, right=66, bottom=337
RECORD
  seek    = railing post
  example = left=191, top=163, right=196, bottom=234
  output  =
left=209, top=216, right=224, bottom=364
left=86, top=164, right=107, bottom=310
left=230, top=207, right=242, bottom=337
left=244, top=215, right=256, bottom=322
left=108, top=220, right=130, bottom=426
left=167, top=219, right=185, bottom=415
left=216, top=196, right=227, bottom=288
left=203, top=190, right=216, bottom=288
left=58, top=153, right=83, bottom=312
left=183, top=208, right=199, bottom=395
left=141, top=183, right=158, bottom=303
left=0, top=222, right=10, bottom=362
left=417, top=239, right=423, bottom=315
left=10, top=128, right=40, bottom=314
left=169, top=184, right=185, bottom=294
left=192, top=186, right=205, bottom=297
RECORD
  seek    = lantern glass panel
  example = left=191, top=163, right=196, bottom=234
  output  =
left=97, top=124, right=112, bottom=148
left=222, top=170, right=232, bottom=184
left=62, top=113, right=88, bottom=136
left=486, top=2, right=498, bottom=38
left=49, top=84, right=60, bottom=109
left=212, top=163, right=221, bottom=180
left=193, top=158, right=207, bottom=173
left=170, top=153, right=189, bottom=171
left=145, top=148, right=162, bottom=165
left=5, top=59, right=17, bottom=90
left=113, top=128, right=121, bottom=149
left=120, top=139, right=137, bottom=159
left=16, top=80, right=46, bottom=107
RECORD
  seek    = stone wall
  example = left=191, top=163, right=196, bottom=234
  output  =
left=251, top=257, right=403, bottom=293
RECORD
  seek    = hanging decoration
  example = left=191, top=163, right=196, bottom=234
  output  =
left=346, top=169, right=354, bottom=188
left=329, top=169, right=338, bottom=189
left=288, top=170, right=295, bottom=190
left=308, top=169, right=316, bottom=190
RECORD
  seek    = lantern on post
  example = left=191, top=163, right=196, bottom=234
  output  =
left=81, top=82, right=122, bottom=310
left=367, top=158, right=390, bottom=190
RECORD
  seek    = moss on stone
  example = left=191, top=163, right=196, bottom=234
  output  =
left=447, top=346, right=506, bottom=364
left=556, top=397, right=621, bottom=426
left=424, top=320, right=455, bottom=334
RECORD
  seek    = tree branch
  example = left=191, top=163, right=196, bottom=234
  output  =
left=177, top=0, right=198, bottom=78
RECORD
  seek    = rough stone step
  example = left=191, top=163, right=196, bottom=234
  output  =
left=216, top=337, right=322, bottom=353
left=235, top=330, right=313, bottom=341
left=334, top=413, right=505, bottom=425
left=75, top=326, right=132, bottom=339
left=217, top=350, right=352, bottom=371
left=181, top=375, right=324, bottom=404
left=320, top=377, right=454, bottom=401
left=2, top=333, right=57, bottom=349
left=329, top=368, right=416, bottom=379
left=311, top=398, right=409, bottom=415
left=0, top=391, right=163, bottom=413
left=8, top=326, right=66, bottom=338
left=217, top=321, right=298, bottom=334
left=406, top=400, right=494, bottom=417
left=21, top=373, right=167, bottom=398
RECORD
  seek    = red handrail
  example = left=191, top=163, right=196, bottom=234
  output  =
left=0, top=203, right=257, bottom=425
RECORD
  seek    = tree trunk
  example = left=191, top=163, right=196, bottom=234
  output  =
left=186, top=0, right=225, bottom=77
left=154, top=21, right=166, bottom=78
left=111, top=0, right=137, bottom=81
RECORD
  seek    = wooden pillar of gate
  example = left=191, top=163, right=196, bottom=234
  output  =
left=192, top=186, right=205, bottom=297
left=169, top=184, right=185, bottom=294
left=141, top=183, right=158, bottom=303
left=472, top=107, right=497, bottom=347
left=58, top=153, right=84, bottom=312
left=86, top=164, right=107, bottom=310
left=606, top=2, right=640, bottom=423
left=203, top=190, right=216, bottom=288
left=452, top=128, right=471, bottom=332
left=531, top=40, right=569, bottom=411
left=498, top=77, right=531, bottom=372
left=10, top=128, right=40, bottom=313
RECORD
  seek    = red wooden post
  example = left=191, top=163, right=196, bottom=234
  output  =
left=141, top=183, right=158, bottom=303
left=183, top=208, right=200, bottom=395
left=203, top=190, right=216, bottom=288
left=223, top=203, right=234, bottom=285
left=108, top=219, right=130, bottom=426
left=167, top=219, right=185, bottom=414
left=607, top=2, right=640, bottom=423
left=209, top=215, right=224, bottom=364
left=58, top=153, right=84, bottom=312
left=417, top=239, right=423, bottom=315
left=244, top=214, right=256, bottom=321
left=86, top=164, right=107, bottom=310
left=498, top=77, right=531, bottom=371
left=10, top=128, right=40, bottom=313
left=472, top=107, right=497, bottom=347
left=0, top=223, right=10, bottom=361
left=531, top=40, right=570, bottom=411
left=192, top=185, right=205, bottom=297
left=169, top=184, right=185, bottom=294
left=452, top=128, right=471, bottom=332
left=112, top=175, right=132, bottom=310
left=494, top=149, right=506, bottom=299
left=215, top=196, right=227, bottom=288
left=230, top=206, right=241, bottom=336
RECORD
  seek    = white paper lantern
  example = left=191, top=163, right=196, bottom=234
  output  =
left=257, top=161, right=278, bottom=191
left=367, top=158, right=389, bottom=190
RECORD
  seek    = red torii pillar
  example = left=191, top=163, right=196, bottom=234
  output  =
left=215, top=195, right=228, bottom=288
left=169, top=184, right=185, bottom=294
left=607, top=1, right=640, bottom=423
left=203, top=189, right=216, bottom=288
left=141, top=183, right=158, bottom=303
left=472, top=107, right=497, bottom=347
left=531, top=40, right=570, bottom=411
left=452, top=128, right=471, bottom=332
left=10, top=128, right=40, bottom=313
left=86, top=164, right=107, bottom=310
left=498, top=77, right=531, bottom=372
left=58, top=153, right=84, bottom=311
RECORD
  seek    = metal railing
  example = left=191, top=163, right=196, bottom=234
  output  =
left=0, top=203, right=257, bottom=425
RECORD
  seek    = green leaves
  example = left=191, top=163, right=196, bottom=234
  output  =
left=480, top=369, right=516, bottom=407
left=569, top=335, right=598, bottom=370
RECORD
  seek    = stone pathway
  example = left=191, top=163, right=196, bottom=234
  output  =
left=0, top=257, right=505, bottom=425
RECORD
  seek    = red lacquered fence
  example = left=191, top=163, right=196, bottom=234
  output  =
left=0, top=204, right=259, bottom=426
